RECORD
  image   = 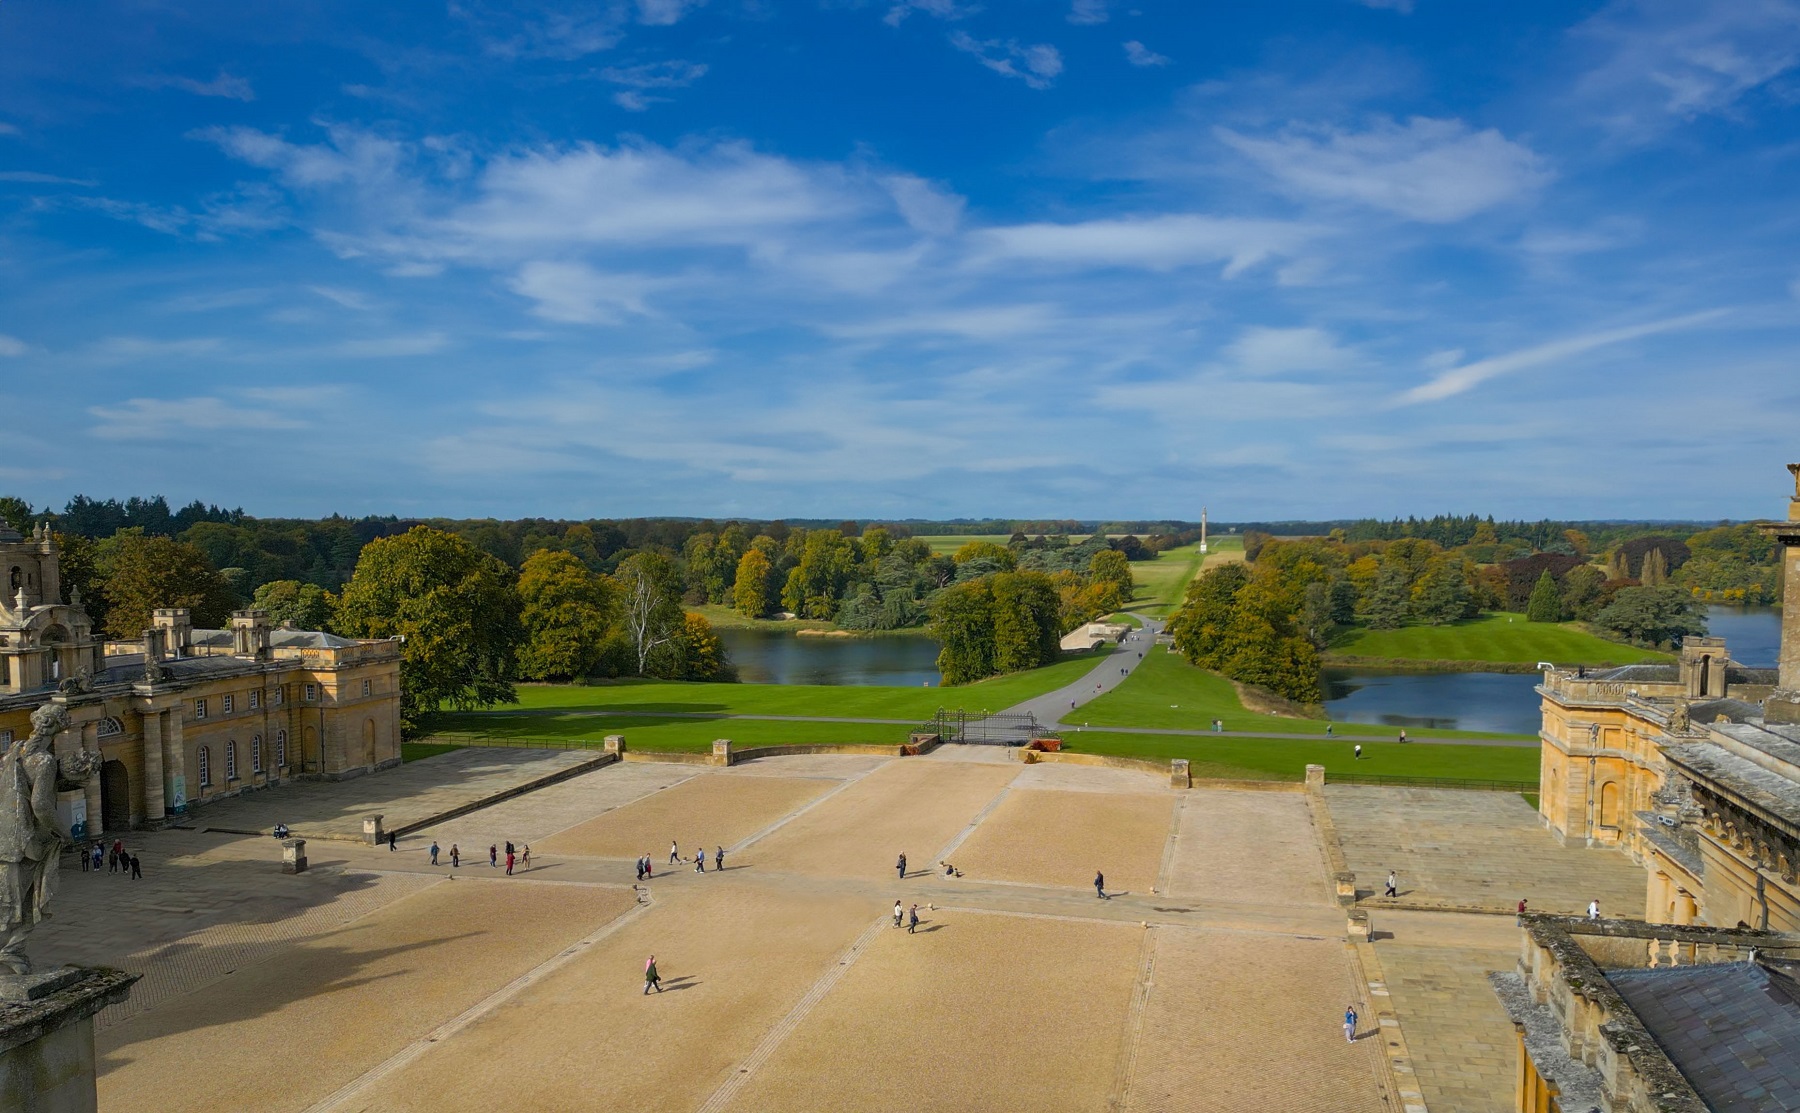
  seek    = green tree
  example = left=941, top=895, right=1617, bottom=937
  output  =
left=95, top=530, right=239, bottom=637
left=676, top=611, right=731, bottom=680
left=732, top=547, right=775, bottom=618
left=251, top=580, right=333, bottom=630
left=334, top=526, right=522, bottom=735
left=1558, top=566, right=1609, bottom=621
left=929, top=579, right=996, bottom=685
left=1411, top=557, right=1473, bottom=625
left=1363, top=564, right=1411, bottom=630
left=1088, top=549, right=1134, bottom=610
left=990, top=570, right=1062, bottom=673
left=1639, top=547, right=1669, bottom=587
left=859, top=525, right=893, bottom=563
left=781, top=530, right=857, bottom=619
left=1526, top=570, right=1562, bottom=622
left=612, top=551, right=685, bottom=676
left=516, top=550, right=617, bottom=681
left=1168, top=563, right=1251, bottom=669
left=951, top=539, right=1017, bottom=570
left=1593, top=586, right=1707, bottom=648
left=0, top=496, right=35, bottom=535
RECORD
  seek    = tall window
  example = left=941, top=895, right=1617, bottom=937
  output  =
left=249, top=689, right=260, bottom=710
left=223, top=694, right=235, bottom=714
left=194, top=698, right=208, bottom=720
left=362, top=678, right=372, bottom=697
left=276, top=730, right=287, bottom=768
left=226, top=742, right=238, bottom=781
left=198, top=746, right=211, bottom=786
left=304, top=683, right=316, bottom=701
left=272, top=687, right=283, bottom=706
left=252, top=735, right=263, bottom=774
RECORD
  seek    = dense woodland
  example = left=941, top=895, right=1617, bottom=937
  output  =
left=1172, top=517, right=1781, bottom=706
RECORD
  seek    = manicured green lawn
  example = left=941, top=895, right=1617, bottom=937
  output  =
left=1104, top=613, right=1143, bottom=628
left=427, top=715, right=910, bottom=753
left=915, top=533, right=1012, bottom=555
left=1328, top=612, right=1668, bottom=666
left=688, top=604, right=834, bottom=632
left=1074, top=647, right=1531, bottom=741
left=1060, top=730, right=1539, bottom=784
left=439, top=647, right=1112, bottom=730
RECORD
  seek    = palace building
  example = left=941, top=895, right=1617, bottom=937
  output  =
left=0, top=521, right=402, bottom=840
left=1536, top=465, right=1800, bottom=933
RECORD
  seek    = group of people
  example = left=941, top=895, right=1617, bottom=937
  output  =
left=665, top=841, right=725, bottom=874
left=421, top=840, right=529, bottom=872
left=892, top=899, right=922, bottom=933
left=79, top=837, right=142, bottom=879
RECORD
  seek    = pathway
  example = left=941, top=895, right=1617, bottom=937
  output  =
left=1002, top=615, right=1165, bottom=725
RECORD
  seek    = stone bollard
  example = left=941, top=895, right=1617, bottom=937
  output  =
left=363, top=815, right=384, bottom=845
left=711, top=739, right=733, bottom=767
left=282, top=838, right=308, bottom=875
left=1170, top=758, right=1191, bottom=788
left=1305, top=764, right=1326, bottom=791
left=603, top=735, right=627, bottom=755
left=1347, top=910, right=1372, bottom=942
left=1335, top=871, right=1358, bottom=906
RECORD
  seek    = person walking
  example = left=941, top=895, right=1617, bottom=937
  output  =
left=714, top=846, right=724, bottom=871
left=388, top=830, right=397, bottom=852
left=79, top=841, right=89, bottom=872
left=907, top=904, right=920, bottom=934
left=1517, top=898, right=1528, bottom=916
left=643, top=855, right=653, bottom=879
left=894, top=900, right=904, bottom=928
left=129, top=854, right=142, bottom=880
left=1398, top=729, right=1408, bottom=744
left=489, top=844, right=498, bottom=868
left=1588, top=899, right=1600, bottom=921
left=521, top=845, right=531, bottom=870
left=450, top=844, right=461, bottom=868
left=107, top=843, right=118, bottom=873
left=1353, top=744, right=1362, bottom=760
left=896, top=853, right=907, bottom=880
left=1095, top=871, right=1107, bottom=900
left=635, top=855, right=646, bottom=881
left=505, top=842, right=516, bottom=876
left=91, top=843, right=103, bottom=872
left=429, top=841, right=440, bottom=866
left=1326, top=723, right=1334, bottom=737
left=643, top=955, right=662, bottom=995
left=669, top=840, right=681, bottom=865
left=1344, top=1005, right=1358, bottom=1043
left=1384, top=871, right=1398, bottom=898
left=694, top=846, right=706, bottom=873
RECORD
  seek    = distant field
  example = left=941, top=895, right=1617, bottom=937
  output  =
left=1060, top=730, right=1539, bottom=784
left=1075, top=645, right=1531, bottom=741
left=916, top=533, right=1011, bottom=554
left=1328, top=612, right=1669, bottom=667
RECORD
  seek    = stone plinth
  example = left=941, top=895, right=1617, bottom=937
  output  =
left=1170, top=758, right=1190, bottom=788
left=1305, top=764, right=1325, bottom=791
left=711, top=739, right=732, bottom=767
left=1347, top=910, right=1372, bottom=942
left=603, top=735, right=626, bottom=755
left=1334, top=871, right=1358, bottom=906
left=281, top=838, right=308, bottom=874
left=0, top=967, right=136, bottom=1113
left=363, top=814, right=384, bottom=845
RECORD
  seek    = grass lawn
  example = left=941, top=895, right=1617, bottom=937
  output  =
left=435, top=647, right=1113, bottom=733
left=1130, top=537, right=1240, bottom=618
left=1328, top=612, right=1669, bottom=667
left=427, top=715, right=911, bottom=753
left=1104, top=613, right=1143, bottom=628
left=1074, top=646, right=1531, bottom=741
left=1059, top=730, right=1539, bottom=784
left=916, top=533, right=1012, bottom=555
left=688, top=604, right=835, bottom=632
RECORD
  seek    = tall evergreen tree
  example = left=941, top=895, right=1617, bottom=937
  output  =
left=1526, top=570, right=1562, bottom=622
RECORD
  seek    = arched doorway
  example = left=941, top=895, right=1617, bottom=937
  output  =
left=100, top=759, right=130, bottom=832
left=362, top=718, right=377, bottom=767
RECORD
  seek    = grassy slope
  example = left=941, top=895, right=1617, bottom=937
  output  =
left=1328, top=612, right=1669, bottom=666
left=1075, top=646, right=1530, bottom=741
left=1060, top=731, right=1539, bottom=783
left=1131, top=537, right=1240, bottom=618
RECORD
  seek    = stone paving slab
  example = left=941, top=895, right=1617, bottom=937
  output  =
left=1123, top=927, right=1387, bottom=1113
left=189, top=748, right=612, bottom=841
left=1324, top=785, right=1647, bottom=914
left=1010, top=760, right=1171, bottom=794
left=536, top=773, right=835, bottom=859
left=1166, top=789, right=1329, bottom=907
left=723, top=909, right=1145, bottom=1113
left=1378, top=939, right=1520, bottom=1113
left=97, top=879, right=638, bottom=1113
left=717, top=753, right=893, bottom=778
left=407, top=760, right=698, bottom=853
left=342, top=886, right=878, bottom=1113
left=951, top=787, right=1175, bottom=894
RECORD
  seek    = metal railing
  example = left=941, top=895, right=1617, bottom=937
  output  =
left=921, top=708, right=1058, bottom=746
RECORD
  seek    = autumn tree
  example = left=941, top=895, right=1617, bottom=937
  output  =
left=929, top=578, right=996, bottom=685
left=333, top=526, right=522, bottom=735
left=675, top=612, right=731, bottom=680
left=517, top=550, right=617, bottom=681
left=96, top=530, right=239, bottom=637
left=732, top=547, right=775, bottom=618
left=1088, top=549, right=1134, bottom=611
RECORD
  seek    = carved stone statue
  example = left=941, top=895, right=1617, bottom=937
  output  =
left=0, top=705, right=70, bottom=975
left=1669, top=702, right=1691, bottom=732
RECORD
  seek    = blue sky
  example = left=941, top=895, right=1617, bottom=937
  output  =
left=2, top=1, right=1798, bottom=522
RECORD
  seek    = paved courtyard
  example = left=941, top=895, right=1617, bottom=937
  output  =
left=27, top=748, right=1659, bottom=1112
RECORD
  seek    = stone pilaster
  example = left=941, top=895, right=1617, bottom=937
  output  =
left=139, top=711, right=164, bottom=825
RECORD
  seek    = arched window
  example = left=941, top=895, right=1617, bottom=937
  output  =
left=276, top=730, right=287, bottom=769
left=198, top=746, right=211, bottom=787
left=1600, top=782, right=1622, bottom=828
left=226, top=741, right=238, bottom=781
left=252, top=735, right=263, bottom=774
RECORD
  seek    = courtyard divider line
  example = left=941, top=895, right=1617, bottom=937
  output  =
left=693, top=913, right=891, bottom=1113
left=930, top=779, right=1018, bottom=863
left=936, top=901, right=1340, bottom=942
left=1153, top=792, right=1187, bottom=896
left=726, top=761, right=889, bottom=854
left=1345, top=940, right=1430, bottom=1113
left=1108, top=924, right=1160, bottom=1112
left=298, top=891, right=658, bottom=1113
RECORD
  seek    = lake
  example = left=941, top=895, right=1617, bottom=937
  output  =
left=1322, top=605, right=1783, bottom=735
left=717, top=628, right=942, bottom=687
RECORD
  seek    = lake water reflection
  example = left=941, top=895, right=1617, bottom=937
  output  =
left=717, top=627, right=942, bottom=687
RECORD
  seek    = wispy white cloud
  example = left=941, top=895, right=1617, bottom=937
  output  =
left=1218, top=116, right=1550, bottom=222
left=883, top=174, right=964, bottom=236
left=0, top=170, right=97, bottom=186
left=0, top=122, right=18, bottom=136
left=1123, top=41, right=1169, bottom=67
left=327, top=333, right=450, bottom=358
left=600, top=60, right=708, bottom=111
left=1394, top=310, right=1730, bottom=404
left=1358, top=0, right=1415, bottom=12
left=1069, top=0, right=1108, bottom=25
left=134, top=71, right=255, bottom=101
left=822, top=304, right=1058, bottom=341
left=85, top=336, right=224, bottom=364
left=87, top=395, right=308, bottom=440
left=1574, top=0, right=1800, bottom=130
left=975, top=214, right=1317, bottom=275
left=457, top=3, right=625, bottom=59
left=884, top=0, right=977, bottom=27
left=308, top=285, right=375, bottom=311
left=508, top=261, right=660, bottom=323
left=0, top=335, right=27, bottom=357
left=637, top=0, right=705, bottom=26
left=948, top=32, right=1063, bottom=89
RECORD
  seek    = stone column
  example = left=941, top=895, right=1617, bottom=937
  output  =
left=140, top=710, right=165, bottom=825
left=79, top=721, right=101, bottom=841
left=163, top=711, right=186, bottom=815
left=363, top=815, right=384, bottom=845
left=1764, top=463, right=1800, bottom=722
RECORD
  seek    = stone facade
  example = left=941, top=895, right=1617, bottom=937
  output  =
left=0, top=525, right=401, bottom=838
left=1536, top=466, right=1800, bottom=933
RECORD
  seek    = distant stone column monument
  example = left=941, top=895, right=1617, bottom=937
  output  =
left=1, top=704, right=137, bottom=1112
